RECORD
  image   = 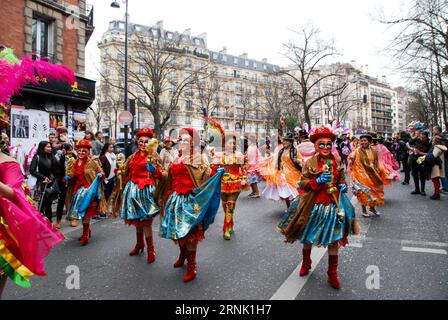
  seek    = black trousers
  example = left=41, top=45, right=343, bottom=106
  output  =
left=56, top=181, right=67, bottom=220
left=103, top=176, right=117, bottom=201
left=410, top=157, right=426, bottom=192
left=40, top=195, right=53, bottom=222
left=402, top=156, right=410, bottom=183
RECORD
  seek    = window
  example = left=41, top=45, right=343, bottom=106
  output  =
left=137, top=51, right=145, bottom=59
left=138, top=65, right=145, bottom=75
left=166, top=32, right=173, bottom=40
left=184, top=59, right=192, bottom=68
left=253, top=62, right=257, bottom=69
left=235, top=95, right=242, bottom=105
left=263, top=64, right=267, bottom=70
left=32, top=17, right=54, bottom=58
left=186, top=100, right=193, bottom=111
left=222, top=55, right=227, bottom=62
left=234, top=57, right=238, bottom=65
left=213, top=53, right=218, bottom=60
left=118, top=22, right=125, bottom=29
left=138, top=96, right=146, bottom=104
left=245, top=60, right=249, bottom=67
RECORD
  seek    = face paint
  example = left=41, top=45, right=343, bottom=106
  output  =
left=315, top=138, right=332, bottom=157
left=78, top=148, right=89, bottom=159
left=138, top=136, right=150, bottom=152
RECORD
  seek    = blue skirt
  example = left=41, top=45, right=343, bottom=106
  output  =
left=160, top=168, right=225, bottom=241
left=278, top=193, right=355, bottom=247
left=67, top=187, right=88, bottom=220
left=121, top=182, right=160, bottom=223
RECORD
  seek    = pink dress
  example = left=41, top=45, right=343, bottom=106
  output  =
left=0, top=161, right=64, bottom=287
left=297, top=141, right=316, bottom=162
left=376, top=144, right=400, bottom=181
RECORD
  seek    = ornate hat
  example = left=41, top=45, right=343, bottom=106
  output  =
left=76, top=139, right=92, bottom=149
left=283, top=132, right=295, bottom=141
left=298, top=129, right=309, bottom=138
left=359, top=133, right=373, bottom=141
left=310, top=127, right=337, bottom=143
left=136, top=127, right=154, bottom=139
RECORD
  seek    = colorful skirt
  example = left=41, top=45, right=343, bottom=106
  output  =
left=121, top=182, right=160, bottom=226
left=67, top=187, right=99, bottom=220
left=248, top=172, right=263, bottom=185
left=263, top=183, right=298, bottom=201
left=278, top=194, right=356, bottom=247
left=160, top=168, right=224, bottom=242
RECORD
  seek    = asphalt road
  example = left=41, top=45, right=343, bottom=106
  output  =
left=4, top=177, right=448, bottom=300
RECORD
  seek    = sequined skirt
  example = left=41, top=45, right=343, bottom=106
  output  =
left=121, top=182, right=160, bottom=225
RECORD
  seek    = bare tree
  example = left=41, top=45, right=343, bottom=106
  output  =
left=281, top=26, right=346, bottom=127
left=100, top=36, right=210, bottom=135
left=381, top=0, right=448, bottom=129
left=193, top=68, right=222, bottom=117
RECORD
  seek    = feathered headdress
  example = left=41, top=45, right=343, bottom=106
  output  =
left=203, top=116, right=225, bottom=146
left=0, top=47, right=76, bottom=104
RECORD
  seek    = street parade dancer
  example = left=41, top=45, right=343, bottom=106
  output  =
left=160, top=128, right=225, bottom=282
left=0, top=104, right=64, bottom=296
left=349, top=133, right=390, bottom=217
left=65, top=139, right=106, bottom=246
left=262, top=132, right=303, bottom=209
left=375, top=136, right=400, bottom=181
left=111, top=128, right=162, bottom=263
left=206, top=117, right=249, bottom=241
left=278, top=126, right=359, bottom=289
left=246, top=134, right=263, bottom=199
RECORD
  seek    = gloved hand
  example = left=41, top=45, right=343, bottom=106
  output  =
left=339, top=184, right=348, bottom=194
left=64, top=175, right=71, bottom=182
left=96, top=173, right=103, bottom=179
left=316, top=173, right=332, bottom=185
left=146, top=163, right=156, bottom=173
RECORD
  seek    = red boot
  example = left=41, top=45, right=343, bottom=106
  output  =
left=299, top=248, right=312, bottom=277
left=79, top=223, right=90, bottom=246
left=173, top=245, right=187, bottom=268
left=183, top=250, right=197, bottom=283
left=145, top=236, right=156, bottom=264
left=327, top=255, right=340, bottom=289
left=129, top=231, right=145, bottom=256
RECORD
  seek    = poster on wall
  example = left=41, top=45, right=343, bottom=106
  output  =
left=67, top=110, right=87, bottom=141
left=49, top=113, right=66, bottom=134
left=10, top=107, right=50, bottom=157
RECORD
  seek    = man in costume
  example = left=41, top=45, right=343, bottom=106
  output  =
left=278, top=126, right=358, bottom=289
left=160, top=128, right=224, bottom=282
left=349, top=133, right=390, bottom=217
left=65, top=139, right=106, bottom=246
left=112, top=128, right=162, bottom=263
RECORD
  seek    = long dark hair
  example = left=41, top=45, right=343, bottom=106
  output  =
left=100, top=143, right=112, bottom=156
left=37, top=141, right=52, bottom=158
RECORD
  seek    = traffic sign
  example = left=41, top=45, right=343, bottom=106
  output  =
left=118, top=111, right=133, bottom=126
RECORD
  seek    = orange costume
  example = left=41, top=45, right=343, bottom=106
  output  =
left=211, top=151, right=249, bottom=240
left=349, top=146, right=390, bottom=207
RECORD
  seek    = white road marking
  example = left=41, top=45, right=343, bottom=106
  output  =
left=270, top=247, right=327, bottom=300
left=270, top=195, right=361, bottom=300
left=401, top=240, right=448, bottom=248
left=401, top=247, right=448, bottom=255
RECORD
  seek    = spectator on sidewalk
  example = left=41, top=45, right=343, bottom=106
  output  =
left=408, top=131, right=431, bottom=196
left=99, top=143, right=117, bottom=211
left=427, top=135, right=447, bottom=200
left=91, top=132, right=104, bottom=156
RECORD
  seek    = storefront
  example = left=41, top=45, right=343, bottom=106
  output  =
left=9, top=76, right=95, bottom=156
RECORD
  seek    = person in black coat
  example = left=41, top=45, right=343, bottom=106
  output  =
left=30, top=141, right=60, bottom=222
left=54, top=143, right=75, bottom=229
left=99, top=143, right=117, bottom=216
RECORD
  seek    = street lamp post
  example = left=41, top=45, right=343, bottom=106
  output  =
left=111, top=0, right=130, bottom=146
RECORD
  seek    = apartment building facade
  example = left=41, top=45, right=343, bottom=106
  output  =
left=97, top=20, right=281, bottom=139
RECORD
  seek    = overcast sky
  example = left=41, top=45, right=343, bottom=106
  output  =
left=85, top=0, right=410, bottom=87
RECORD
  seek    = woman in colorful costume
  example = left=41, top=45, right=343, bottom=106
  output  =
left=375, top=136, right=400, bottom=181
left=65, top=139, right=106, bottom=246
left=262, top=133, right=303, bottom=209
left=349, top=134, right=390, bottom=217
left=246, top=135, right=263, bottom=198
left=278, top=126, right=359, bottom=290
left=113, top=128, right=162, bottom=263
left=160, top=128, right=225, bottom=282
left=0, top=107, right=64, bottom=296
left=211, top=132, right=249, bottom=241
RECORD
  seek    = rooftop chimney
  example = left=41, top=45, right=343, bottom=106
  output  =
left=239, top=53, right=248, bottom=59
left=155, top=20, right=164, bottom=31
left=198, top=32, right=207, bottom=47
left=262, top=58, right=267, bottom=63
left=220, top=46, right=227, bottom=54
left=183, top=28, right=191, bottom=36
left=382, top=75, right=387, bottom=84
